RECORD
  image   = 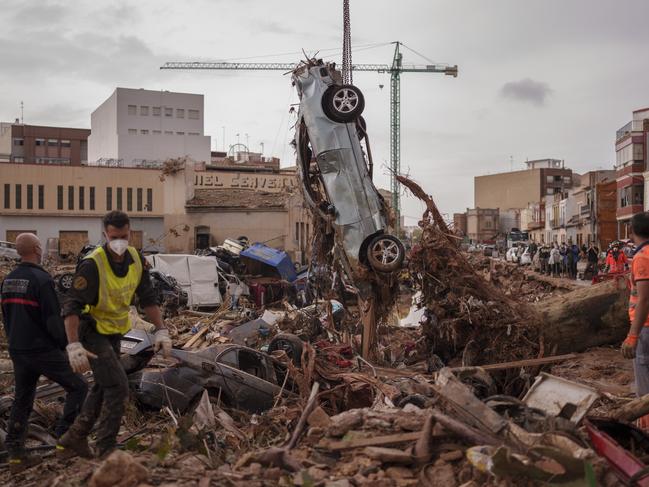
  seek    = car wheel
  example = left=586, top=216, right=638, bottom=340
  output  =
left=321, top=84, right=365, bottom=123
left=58, top=273, right=74, bottom=291
left=268, top=333, right=303, bottom=367
left=367, top=234, right=405, bottom=273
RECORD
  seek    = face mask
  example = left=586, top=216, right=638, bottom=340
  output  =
left=108, top=239, right=129, bottom=256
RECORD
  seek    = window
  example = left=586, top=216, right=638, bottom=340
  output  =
left=176, top=131, right=184, bottom=135
left=127, top=188, right=133, bottom=211
left=127, top=105, right=136, bottom=115
left=188, top=132, right=199, bottom=136
left=152, top=106, right=161, bottom=116
left=4, top=184, right=9, bottom=209
left=26, top=184, right=33, bottom=210
left=137, top=188, right=143, bottom=211
left=164, top=130, right=173, bottom=135
left=176, top=108, right=185, bottom=118
left=140, top=129, right=149, bottom=135
left=164, top=107, right=173, bottom=117
left=57, top=185, right=63, bottom=210
left=89, top=186, right=95, bottom=210
left=79, top=186, right=85, bottom=210
left=146, top=188, right=152, bottom=211
left=61, top=139, right=71, bottom=148
left=15, top=184, right=21, bottom=209
left=128, top=128, right=137, bottom=135
left=68, top=185, right=74, bottom=210
left=619, top=185, right=644, bottom=208
left=35, top=138, right=45, bottom=146
left=153, top=130, right=161, bottom=135
left=48, top=139, right=58, bottom=147
left=38, top=185, right=44, bottom=210
left=106, top=187, right=112, bottom=211
left=116, top=187, right=123, bottom=210
left=188, top=109, right=199, bottom=119
left=140, top=106, right=149, bottom=116
left=13, top=138, right=24, bottom=146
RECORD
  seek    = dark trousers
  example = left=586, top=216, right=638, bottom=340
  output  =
left=6, top=349, right=87, bottom=455
left=67, top=323, right=128, bottom=454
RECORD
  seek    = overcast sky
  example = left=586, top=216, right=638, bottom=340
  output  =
left=2, top=0, right=649, bottom=223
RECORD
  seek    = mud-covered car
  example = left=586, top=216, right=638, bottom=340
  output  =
left=292, top=59, right=405, bottom=286
left=120, top=329, right=298, bottom=414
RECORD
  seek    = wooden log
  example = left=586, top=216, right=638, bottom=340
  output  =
left=532, top=277, right=630, bottom=354
left=479, top=354, right=579, bottom=371
left=612, top=393, right=649, bottom=422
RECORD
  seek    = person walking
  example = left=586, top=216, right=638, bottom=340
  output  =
left=622, top=213, right=649, bottom=429
left=571, top=244, right=580, bottom=279
left=586, top=243, right=599, bottom=279
left=1, top=233, right=87, bottom=473
left=57, top=211, right=172, bottom=459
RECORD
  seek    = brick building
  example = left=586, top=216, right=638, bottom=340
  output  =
left=0, top=122, right=90, bottom=165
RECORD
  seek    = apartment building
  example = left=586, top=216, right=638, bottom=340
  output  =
left=615, top=108, right=649, bottom=237
left=88, top=88, right=211, bottom=167
left=0, top=163, right=164, bottom=255
left=0, top=122, right=90, bottom=165
left=475, top=159, right=574, bottom=210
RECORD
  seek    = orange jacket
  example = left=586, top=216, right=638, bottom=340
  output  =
left=606, top=251, right=627, bottom=273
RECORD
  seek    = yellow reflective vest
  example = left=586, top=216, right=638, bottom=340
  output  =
left=84, top=246, right=142, bottom=335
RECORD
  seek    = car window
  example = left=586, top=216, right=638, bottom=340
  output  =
left=217, top=349, right=238, bottom=368
left=237, top=350, right=267, bottom=381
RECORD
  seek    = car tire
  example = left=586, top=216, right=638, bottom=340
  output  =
left=268, top=333, right=303, bottom=367
left=58, top=273, right=74, bottom=291
left=367, top=234, right=405, bottom=273
left=321, top=84, right=365, bottom=123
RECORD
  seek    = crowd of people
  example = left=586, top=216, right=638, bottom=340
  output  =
left=520, top=240, right=634, bottom=280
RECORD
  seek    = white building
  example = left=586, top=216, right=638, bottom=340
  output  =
left=88, top=88, right=211, bottom=167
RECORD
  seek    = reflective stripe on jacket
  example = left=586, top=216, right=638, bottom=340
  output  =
left=84, top=246, right=142, bottom=335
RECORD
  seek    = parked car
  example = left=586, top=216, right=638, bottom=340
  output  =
left=292, top=59, right=405, bottom=284
left=505, top=247, right=519, bottom=263
left=0, top=240, right=19, bottom=261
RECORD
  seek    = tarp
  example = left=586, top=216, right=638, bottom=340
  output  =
left=240, top=243, right=297, bottom=282
left=146, top=254, right=222, bottom=308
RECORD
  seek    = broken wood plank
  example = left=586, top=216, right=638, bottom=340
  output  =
left=478, top=353, right=579, bottom=371
left=182, top=326, right=209, bottom=349
left=318, top=431, right=422, bottom=451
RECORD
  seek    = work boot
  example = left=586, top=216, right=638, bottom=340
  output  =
left=96, top=445, right=116, bottom=461
left=8, top=453, right=42, bottom=474
left=56, top=430, right=94, bottom=459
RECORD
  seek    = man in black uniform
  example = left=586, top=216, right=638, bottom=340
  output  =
left=57, top=211, right=171, bottom=459
left=1, top=233, right=87, bottom=473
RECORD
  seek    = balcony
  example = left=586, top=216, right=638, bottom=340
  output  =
left=616, top=120, right=645, bottom=141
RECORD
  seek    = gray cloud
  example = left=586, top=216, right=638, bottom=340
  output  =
left=500, top=78, right=552, bottom=106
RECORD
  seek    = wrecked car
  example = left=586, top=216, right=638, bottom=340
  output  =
left=292, top=59, right=405, bottom=284
left=121, top=330, right=298, bottom=414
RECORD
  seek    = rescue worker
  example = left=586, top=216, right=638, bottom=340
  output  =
left=1, top=233, right=87, bottom=473
left=605, top=241, right=628, bottom=274
left=57, top=211, right=172, bottom=459
left=622, top=213, right=649, bottom=429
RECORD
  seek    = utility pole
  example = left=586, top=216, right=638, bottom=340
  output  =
left=20, top=101, right=24, bottom=124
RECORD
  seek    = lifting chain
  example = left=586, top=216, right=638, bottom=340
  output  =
left=342, top=0, right=352, bottom=85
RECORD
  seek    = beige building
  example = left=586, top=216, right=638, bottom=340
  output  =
left=0, top=162, right=164, bottom=255
left=466, top=208, right=499, bottom=243
left=162, top=160, right=311, bottom=264
left=475, top=159, right=574, bottom=210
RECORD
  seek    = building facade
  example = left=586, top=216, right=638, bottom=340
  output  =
left=0, top=122, right=90, bottom=165
left=466, top=208, right=499, bottom=243
left=0, top=163, right=164, bottom=255
left=615, top=108, right=649, bottom=238
left=88, top=88, right=211, bottom=167
left=474, top=159, right=574, bottom=210
left=453, top=212, right=467, bottom=236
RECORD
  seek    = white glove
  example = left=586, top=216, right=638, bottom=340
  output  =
left=66, top=342, right=97, bottom=374
left=154, top=328, right=172, bottom=358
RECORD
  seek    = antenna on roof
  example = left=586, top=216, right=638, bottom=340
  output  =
left=20, top=101, right=24, bottom=124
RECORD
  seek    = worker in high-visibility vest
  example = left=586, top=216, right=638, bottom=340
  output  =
left=57, top=211, right=171, bottom=459
left=622, top=213, right=649, bottom=430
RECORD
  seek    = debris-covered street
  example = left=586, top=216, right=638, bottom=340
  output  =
left=2, top=1, right=649, bottom=486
